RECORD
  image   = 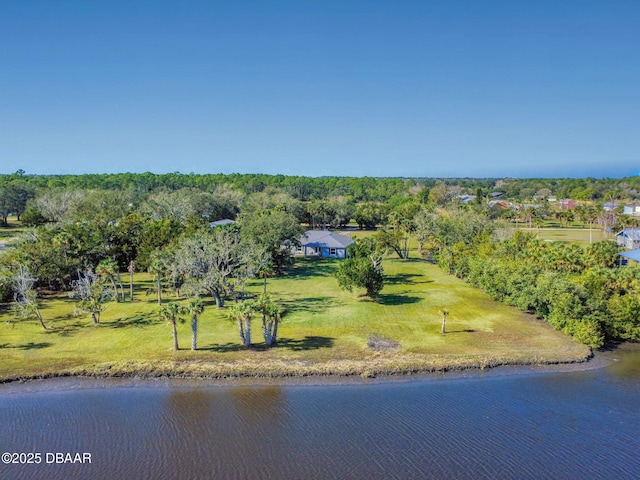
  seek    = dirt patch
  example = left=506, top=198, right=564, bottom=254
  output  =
left=367, top=335, right=401, bottom=352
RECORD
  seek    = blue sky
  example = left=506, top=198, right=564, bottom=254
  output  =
left=1, top=0, right=639, bottom=178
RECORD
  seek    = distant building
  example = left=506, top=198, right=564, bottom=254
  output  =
left=623, top=205, right=640, bottom=216
left=488, top=200, right=515, bottom=211
left=603, top=202, right=619, bottom=212
left=296, top=230, right=354, bottom=258
left=558, top=199, right=577, bottom=210
left=209, top=219, right=236, bottom=228
left=457, top=194, right=477, bottom=204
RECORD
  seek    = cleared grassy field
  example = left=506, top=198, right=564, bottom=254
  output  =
left=519, top=227, right=608, bottom=246
left=0, top=216, right=25, bottom=246
left=0, top=257, right=590, bottom=382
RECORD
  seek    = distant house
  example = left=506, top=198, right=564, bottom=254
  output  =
left=558, top=199, right=577, bottom=210
left=490, top=192, right=504, bottom=199
left=616, top=228, right=640, bottom=249
left=209, top=219, right=236, bottom=228
left=488, top=200, right=515, bottom=211
left=296, top=230, right=354, bottom=258
left=623, top=205, right=640, bottom=216
left=457, top=194, right=476, bottom=204
left=603, top=202, right=619, bottom=212
left=618, top=249, right=640, bottom=265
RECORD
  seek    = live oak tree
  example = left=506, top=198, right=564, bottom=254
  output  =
left=239, top=208, right=303, bottom=273
left=171, top=226, right=268, bottom=308
left=335, top=239, right=384, bottom=298
left=0, top=182, right=32, bottom=226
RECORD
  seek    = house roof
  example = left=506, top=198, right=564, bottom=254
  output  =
left=617, top=228, right=640, bottom=240
left=301, top=230, right=354, bottom=249
left=619, top=249, right=640, bottom=262
left=457, top=194, right=476, bottom=204
left=209, top=219, right=236, bottom=228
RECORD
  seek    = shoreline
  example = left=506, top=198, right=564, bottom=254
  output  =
left=0, top=347, right=611, bottom=391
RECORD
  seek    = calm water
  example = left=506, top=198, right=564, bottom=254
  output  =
left=1, top=351, right=639, bottom=480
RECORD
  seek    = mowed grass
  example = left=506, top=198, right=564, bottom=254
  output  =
left=0, top=257, right=591, bottom=381
left=0, top=216, right=26, bottom=245
left=519, top=227, right=608, bottom=246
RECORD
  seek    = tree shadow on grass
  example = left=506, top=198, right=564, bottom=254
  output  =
left=282, top=297, right=334, bottom=315
left=284, top=259, right=338, bottom=279
left=199, top=342, right=246, bottom=353
left=44, top=320, right=85, bottom=337
left=375, top=294, right=422, bottom=306
left=385, top=273, right=433, bottom=286
left=108, top=313, right=160, bottom=329
left=277, top=336, right=334, bottom=351
left=198, top=336, right=334, bottom=353
left=2, top=341, right=53, bottom=350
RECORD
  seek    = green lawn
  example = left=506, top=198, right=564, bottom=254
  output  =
left=519, top=227, right=608, bottom=246
left=0, top=257, right=590, bottom=381
left=0, top=216, right=26, bottom=245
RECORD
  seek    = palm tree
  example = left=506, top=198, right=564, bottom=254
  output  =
left=127, top=260, right=136, bottom=301
left=439, top=308, right=449, bottom=334
left=227, top=301, right=255, bottom=348
left=185, top=297, right=204, bottom=351
left=96, top=259, right=120, bottom=301
left=159, top=302, right=185, bottom=351
left=148, top=258, right=165, bottom=305
left=255, top=293, right=284, bottom=347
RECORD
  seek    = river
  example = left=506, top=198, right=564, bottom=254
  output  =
left=1, top=348, right=639, bottom=480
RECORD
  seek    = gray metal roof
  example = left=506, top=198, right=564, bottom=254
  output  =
left=301, top=230, right=354, bottom=249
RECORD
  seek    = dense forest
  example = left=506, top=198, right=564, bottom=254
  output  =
left=1, top=170, right=640, bottom=348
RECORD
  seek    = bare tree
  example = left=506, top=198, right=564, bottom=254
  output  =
left=70, top=269, right=116, bottom=324
left=11, top=266, right=47, bottom=330
left=35, top=189, right=84, bottom=223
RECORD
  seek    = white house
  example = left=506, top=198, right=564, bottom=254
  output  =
left=616, top=228, right=640, bottom=249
